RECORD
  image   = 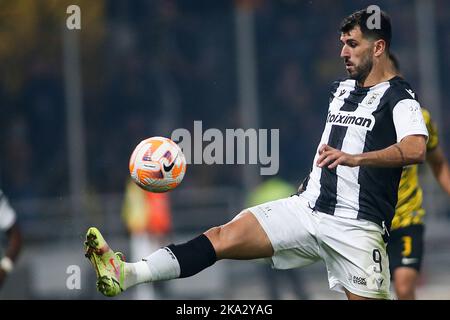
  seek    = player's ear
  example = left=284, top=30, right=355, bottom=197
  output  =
left=373, top=39, right=386, bottom=57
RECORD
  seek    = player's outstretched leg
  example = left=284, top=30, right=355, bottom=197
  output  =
left=85, top=210, right=274, bottom=297
left=84, top=226, right=216, bottom=297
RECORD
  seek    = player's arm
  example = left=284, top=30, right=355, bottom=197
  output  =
left=0, top=222, right=22, bottom=286
left=317, top=134, right=426, bottom=169
left=427, top=146, right=450, bottom=196
left=3, top=223, right=22, bottom=263
left=317, top=98, right=428, bottom=169
left=0, top=192, right=22, bottom=286
left=358, top=134, right=426, bottom=166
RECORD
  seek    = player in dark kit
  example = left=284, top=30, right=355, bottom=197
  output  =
left=84, top=8, right=427, bottom=300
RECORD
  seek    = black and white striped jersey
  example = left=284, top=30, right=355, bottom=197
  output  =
left=300, top=76, right=428, bottom=230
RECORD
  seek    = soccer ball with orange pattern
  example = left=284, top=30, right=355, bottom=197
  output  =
left=129, top=136, right=187, bottom=193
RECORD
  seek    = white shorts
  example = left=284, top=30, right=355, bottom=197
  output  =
left=247, top=195, right=391, bottom=299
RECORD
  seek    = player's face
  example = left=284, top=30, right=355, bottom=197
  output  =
left=340, top=26, right=374, bottom=83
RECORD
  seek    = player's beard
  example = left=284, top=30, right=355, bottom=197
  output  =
left=348, top=51, right=373, bottom=85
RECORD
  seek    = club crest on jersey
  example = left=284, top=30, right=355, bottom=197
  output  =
left=366, top=92, right=380, bottom=105
left=326, top=111, right=375, bottom=130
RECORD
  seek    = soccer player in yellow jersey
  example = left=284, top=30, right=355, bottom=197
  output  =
left=388, top=108, right=450, bottom=299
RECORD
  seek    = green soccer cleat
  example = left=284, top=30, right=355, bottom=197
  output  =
left=84, top=227, right=125, bottom=297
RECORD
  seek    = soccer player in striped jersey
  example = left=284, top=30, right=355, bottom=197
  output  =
left=84, top=8, right=428, bottom=300
left=386, top=56, right=450, bottom=300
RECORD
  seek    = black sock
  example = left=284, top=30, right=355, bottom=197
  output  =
left=167, top=234, right=217, bottom=278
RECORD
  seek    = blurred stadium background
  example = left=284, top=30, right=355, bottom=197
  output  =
left=1, top=0, right=450, bottom=299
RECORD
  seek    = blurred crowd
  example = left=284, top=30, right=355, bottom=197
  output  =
left=0, top=0, right=449, bottom=206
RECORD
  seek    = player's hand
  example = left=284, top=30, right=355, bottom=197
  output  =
left=316, top=144, right=360, bottom=169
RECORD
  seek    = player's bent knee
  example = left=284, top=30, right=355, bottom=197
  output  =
left=204, top=219, right=246, bottom=259
left=395, top=279, right=415, bottom=299
left=393, top=268, right=418, bottom=299
left=395, top=283, right=415, bottom=300
left=204, top=226, right=223, bottom=254
left=204, top=210, right=273, bottom=260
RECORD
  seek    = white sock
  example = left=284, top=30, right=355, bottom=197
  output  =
left=123, top=248, right=181, bottom=290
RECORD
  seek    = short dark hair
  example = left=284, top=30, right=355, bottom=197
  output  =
left=340, top=8, right=392, bottom=51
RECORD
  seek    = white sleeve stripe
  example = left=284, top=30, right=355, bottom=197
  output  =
left=392, top=99, right=428, bottom=143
